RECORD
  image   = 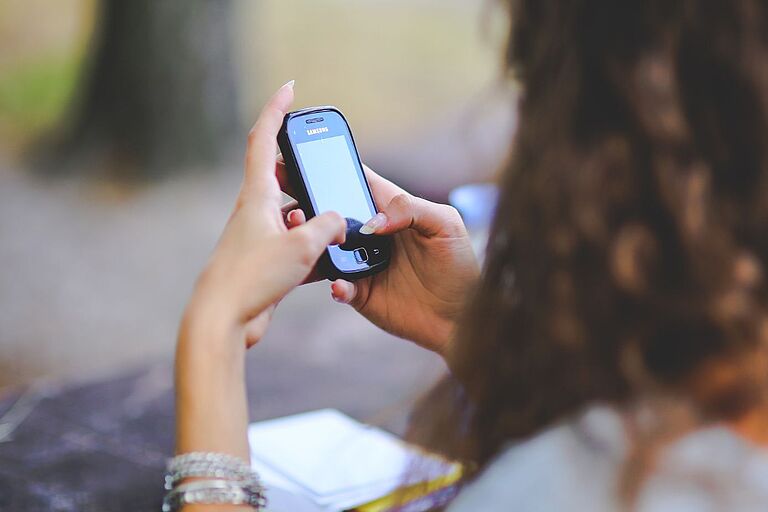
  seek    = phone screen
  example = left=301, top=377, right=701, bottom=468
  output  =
left=296, top=135, right=375, bottom=224
left=288, top=110, right=385, bottom=273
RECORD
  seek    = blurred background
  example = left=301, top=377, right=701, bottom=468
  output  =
left=0, top=1, right=515, bottom=507
left=0, top=0, right=513, bottom=391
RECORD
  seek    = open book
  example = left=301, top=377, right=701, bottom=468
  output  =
left=248, top=409, right=461, bottom=512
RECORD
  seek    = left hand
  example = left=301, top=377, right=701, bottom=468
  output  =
left=278, top=161, right=479, bottom=356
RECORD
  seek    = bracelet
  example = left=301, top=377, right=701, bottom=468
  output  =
left=163, top=452, right=267, bottom=511
left=166, top=452, right=256, bottom=490
left=162, top=479, right=267, bottom=511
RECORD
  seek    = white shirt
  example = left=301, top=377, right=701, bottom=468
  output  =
left=447, top=406, right=768, bottom=511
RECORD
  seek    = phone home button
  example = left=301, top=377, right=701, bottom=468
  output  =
left=353, top=248, right=368, bottom=264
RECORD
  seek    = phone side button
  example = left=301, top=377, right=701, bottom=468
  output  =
left=353, top=248, right=368, bottom=263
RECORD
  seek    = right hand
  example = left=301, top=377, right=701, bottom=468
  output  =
left=280, top=162, right=480, bottom=356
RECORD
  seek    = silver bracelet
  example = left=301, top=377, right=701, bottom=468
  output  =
left=163, top=452, right=267, bottom=511
left=166, top=452, right=256, bottom=490
left=162, top=479, right=266, bottom=511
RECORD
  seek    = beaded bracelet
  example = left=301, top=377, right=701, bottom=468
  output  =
left=165, top=452, right=257, bottom=490
left=163, top=452, right=266, bottom=511
left=162, top=479, right=267, bottom=511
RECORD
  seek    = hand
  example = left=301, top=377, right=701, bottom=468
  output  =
left=175, top=81, right=346, bottom=464
left=279, top=162, right=480, bottom=356
left=181, top=81, right=347, bottom=348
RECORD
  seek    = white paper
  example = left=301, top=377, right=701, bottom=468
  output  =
left=249, top=409, right=408, bottom=494
left=263, top=486, right=327, bottom=512
left=249, top=409, right=453, bottom=511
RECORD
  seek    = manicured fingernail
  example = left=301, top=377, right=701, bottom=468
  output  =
left=283, top=80, right=295, bottom=90
left=359, top=213, right=387, bottom=234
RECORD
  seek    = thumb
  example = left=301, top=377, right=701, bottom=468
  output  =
left=284, top=211, right=347, bottom=266
left=360, top=193, right=465, bottom=238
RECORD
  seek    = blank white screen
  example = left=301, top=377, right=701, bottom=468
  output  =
left=296, top=135, right=373, bottom=223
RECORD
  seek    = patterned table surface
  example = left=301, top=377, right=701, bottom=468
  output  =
left=0, top=342, right=441, bottom=512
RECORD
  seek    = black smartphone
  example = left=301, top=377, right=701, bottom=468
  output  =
left=278, top=106, right=392, bottom=281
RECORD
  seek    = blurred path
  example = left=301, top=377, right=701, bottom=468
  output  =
left=0, top=163, right=443, bottom=396
left=0, top=165, right=231, bottom=386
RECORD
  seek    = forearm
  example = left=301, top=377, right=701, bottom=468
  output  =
left=175, top=314, right=252, bottom=512
left=175, top=308, right=250, bottom=460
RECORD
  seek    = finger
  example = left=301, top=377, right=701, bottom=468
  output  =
left=276, top=155, right=297, bottom=198
left=284, top=211, right=347, bottom=263
left=285, top=208, right=306, bottom=228
left=359, top=193, right=465, bottom=238
left=281, top=199, right=299, bottom=217
left=362, top=163, right=407, bottom=209
left=302, top=266, right=324, bottom=285
left=331, top=279, right=357, bottom=304
left=286, top=209, right=328, bottom=285
left=242, top=80, right=295, bottom=200
left=246, top=212, right=346, bottom=316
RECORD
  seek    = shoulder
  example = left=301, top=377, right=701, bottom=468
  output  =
left=447, top=406, right=625, bottom=512
left=637, top=427, right=768, bottom=512
left=446, top=406, right=768, bottom=512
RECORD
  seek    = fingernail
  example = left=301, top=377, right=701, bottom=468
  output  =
left=359, top=213, right=387, bottom=234
left=283, top=79, right=295, bottom=90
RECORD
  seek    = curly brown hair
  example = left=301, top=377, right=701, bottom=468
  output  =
left=411, top=0, right=768, bottom=502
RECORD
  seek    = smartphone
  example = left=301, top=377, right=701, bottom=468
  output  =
left=277, top=106, right=392, bottom=281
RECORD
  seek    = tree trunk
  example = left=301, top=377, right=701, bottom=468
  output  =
left=62, top=0, right=242, bottom=179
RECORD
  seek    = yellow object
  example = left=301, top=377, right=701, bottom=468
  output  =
left=354, top=464, right=463, bottom=512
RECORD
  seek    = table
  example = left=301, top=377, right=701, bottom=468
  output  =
left=0, top=341, right=442, bottom=511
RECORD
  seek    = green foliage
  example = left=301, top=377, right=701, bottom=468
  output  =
left=0, top=53, right=80, bottom=141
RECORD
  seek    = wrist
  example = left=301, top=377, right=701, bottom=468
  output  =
left=410, top=314, right=457, bottom=359
left=189, top=261, right=245, bottom=320
left=177, top=285, right=252, bottom=367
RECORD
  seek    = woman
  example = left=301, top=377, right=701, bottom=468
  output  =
left=174, top=1, right=768, bottom=510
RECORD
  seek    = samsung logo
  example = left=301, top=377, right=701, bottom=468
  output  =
left=306, top=127, right=329, bottom=136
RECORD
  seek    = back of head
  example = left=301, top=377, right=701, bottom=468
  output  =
left=416, top=0, right=768, bottom=482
